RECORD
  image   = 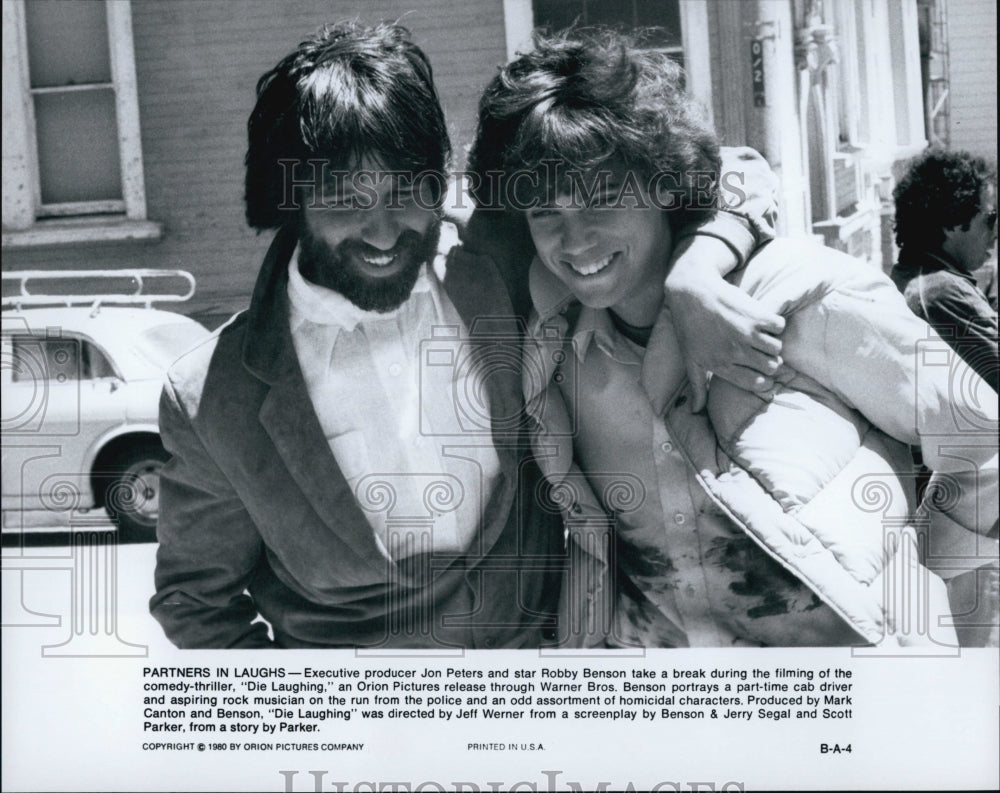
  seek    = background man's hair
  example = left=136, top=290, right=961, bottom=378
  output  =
left=893, top=148, right=996, bottom=253
left=244, top=20, right=450, bottom=230
left=467, top=27, right=721, bottom=226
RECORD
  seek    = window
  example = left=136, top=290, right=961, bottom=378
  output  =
left=503, top=1, right=712, bottom=122
left=533, top=0, right=684, bottom=65
left=8, top=335, right=117, bottom=382
left=2, top=0, right=160, bottom=247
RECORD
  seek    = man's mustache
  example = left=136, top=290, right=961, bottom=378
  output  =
left=334, top=230, right=427, bottom=260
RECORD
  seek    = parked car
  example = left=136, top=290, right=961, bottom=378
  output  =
left=1, top=270, right=210, bottom=542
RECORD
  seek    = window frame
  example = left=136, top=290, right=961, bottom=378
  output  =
left=6, top=332, right=122, bottom=384
left=1, top=0, right=160, bottom=248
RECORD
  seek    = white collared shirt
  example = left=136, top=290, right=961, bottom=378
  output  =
left=286, top=231, right=501, bottom=561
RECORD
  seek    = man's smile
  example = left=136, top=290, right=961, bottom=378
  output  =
left=361, top=252, right=397, bottom=267
left=341, top=236, right=425, bottom=280
left=564, top=252, right=618, bottom=277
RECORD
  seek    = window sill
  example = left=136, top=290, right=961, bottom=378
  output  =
left=812, top=200, right=880, bottom=243
left=2, top=217, right=163, bottom=249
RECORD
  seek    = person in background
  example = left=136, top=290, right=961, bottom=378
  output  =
left=892, top=149, right=998, bottom=392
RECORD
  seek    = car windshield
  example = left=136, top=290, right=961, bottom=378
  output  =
left=133, top=323, right=208, bottom=370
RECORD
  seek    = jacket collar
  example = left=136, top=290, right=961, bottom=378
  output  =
left=242, top=224, right=300, bottom=384
left=895, top=248, right=979, bottom=287
left=238, top=225, right=385, bottom=571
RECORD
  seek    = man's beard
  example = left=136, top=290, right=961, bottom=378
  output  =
left=297, top=219, right=442, bottom=312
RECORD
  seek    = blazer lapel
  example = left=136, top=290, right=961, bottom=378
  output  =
left=439, top=245, right=526, bottom=444
left=439, top=245, right=525, bottom=561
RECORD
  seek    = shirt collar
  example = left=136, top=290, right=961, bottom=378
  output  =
left=899, top=248, right=979, bottom=286
left=529, top=256, right=576, bottom=320
left=573, top=304, right=620, bottom=361
left=528, top=257, right=627, bottom=362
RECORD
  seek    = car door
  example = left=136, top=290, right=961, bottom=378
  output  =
left=2, top=329, right=127, bottom=516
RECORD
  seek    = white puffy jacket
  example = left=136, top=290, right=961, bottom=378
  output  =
left=524, top=238, right=999, bottom=647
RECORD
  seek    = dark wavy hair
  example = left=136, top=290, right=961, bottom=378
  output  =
left=244, top=21, right=450, bottom=230
left=468, top=28, right=721, bottom=226
left=893, top=149, right=996, bottom=253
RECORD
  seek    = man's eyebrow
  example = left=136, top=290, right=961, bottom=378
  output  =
left=572, top=179, right=625, bottom=202
left=578, top=172, right=625, bottom=190
left=321, top=184, right=350, bottom=198
left=321, top=176, right=371, bottom=192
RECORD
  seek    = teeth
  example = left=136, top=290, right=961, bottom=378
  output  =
left=363, top=254, right=396, bottom=267
left=568, top=254, right=613, bottom=276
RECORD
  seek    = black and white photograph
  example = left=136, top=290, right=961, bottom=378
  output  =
left=2, top=1, right=997, bottom=791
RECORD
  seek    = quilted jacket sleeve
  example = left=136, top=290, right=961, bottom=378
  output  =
left=673, top=145, right=779, bottom=261
left=762, top=244, right=998, bottom=566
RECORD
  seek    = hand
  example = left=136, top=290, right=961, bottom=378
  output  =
left=659, top=237, right=784, bottom=411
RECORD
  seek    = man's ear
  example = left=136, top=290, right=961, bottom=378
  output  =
left=943, top=216, right=974, bottom=239
left=940, top=220, right=973, bottom=265
left=941, top=223, right=967, bottom=250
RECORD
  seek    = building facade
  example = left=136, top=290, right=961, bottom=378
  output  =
left=3, top=0, right=993, bottom=324
left=939, top=0, right=997, bottom=160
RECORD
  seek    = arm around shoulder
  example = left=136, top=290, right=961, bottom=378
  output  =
left=676, top=145, right=779, bottom=263
left=653, top=147, right=785, bottom=407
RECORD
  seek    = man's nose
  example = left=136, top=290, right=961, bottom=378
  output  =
left=559, top=212, right=593, bottom=256
left=361, top=208, right=404, bottom=250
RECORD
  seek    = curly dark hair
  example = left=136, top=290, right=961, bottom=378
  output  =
left=244, top=21, right=450, bottom=230
left=893, top=148, right=996, bottom=253
left=467, top=27, right=721, bottom=227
